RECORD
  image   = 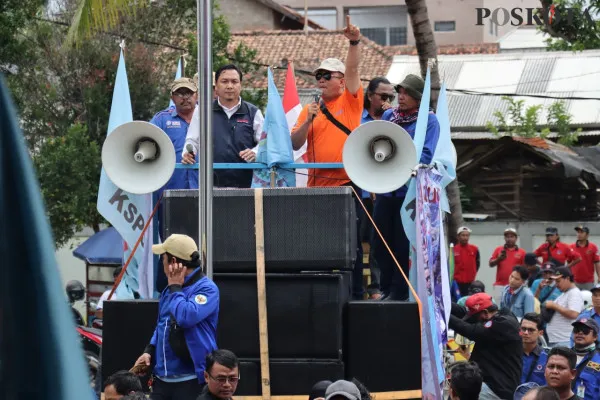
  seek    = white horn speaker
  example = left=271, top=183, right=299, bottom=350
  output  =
left=343, top=120, right=417, bottom=194
left=101, top=121, right=176, bottom=194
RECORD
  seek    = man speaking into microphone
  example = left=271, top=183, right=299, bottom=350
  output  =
left=291, top=15, right=365, bottom=299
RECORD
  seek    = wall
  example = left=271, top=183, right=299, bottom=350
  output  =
left=219, top=0, right=277, bottom=31
left=466, top=221, right=600, bottom=294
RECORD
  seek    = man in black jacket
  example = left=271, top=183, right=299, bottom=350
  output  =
left=449, top=292, right=522, bottom=399
left=197, top=349, right=239, bottom=400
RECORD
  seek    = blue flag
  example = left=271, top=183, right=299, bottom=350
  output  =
left=251, top=68, right=296, bottom=188
left=432, top=83, right=457, bottom=213
left=97, top=49, right=154, bottom=299
left=168, top=56, right=184, bottom=108
left=0, top=74, right=93, bottom=399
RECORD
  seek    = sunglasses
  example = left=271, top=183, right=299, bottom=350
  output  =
left=374, top=93, right=396, bottom=102
left=573, top=325, right=593, bottom=335
left=315, top=71, right=343, bottom=81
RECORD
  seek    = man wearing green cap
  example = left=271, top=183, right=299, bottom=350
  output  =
left=370, top=73, right=440, bottom=301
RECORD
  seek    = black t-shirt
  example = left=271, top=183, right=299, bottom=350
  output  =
left=567, top=395, right=582, bottom=400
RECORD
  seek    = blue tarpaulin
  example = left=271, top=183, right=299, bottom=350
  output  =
left=72, top=227, right=123, bottom=264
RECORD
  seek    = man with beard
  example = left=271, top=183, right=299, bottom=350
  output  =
left=371, top=73, right=440, bottom=301
left=449, top=292, right=522, bottom=399
left=183, top=64, right=264, bottom=188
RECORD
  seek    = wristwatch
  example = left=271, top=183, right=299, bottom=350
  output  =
left=349, top=39, right=360, bottom=46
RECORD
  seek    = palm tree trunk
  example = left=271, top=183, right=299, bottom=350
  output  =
left=405, top=0, right=464, bottom=243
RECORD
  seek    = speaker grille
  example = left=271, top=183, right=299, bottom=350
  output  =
left=162, top=187, right=356, bottom=271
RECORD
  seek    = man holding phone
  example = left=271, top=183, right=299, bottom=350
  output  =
left=490, top=228, right=527, bottom=303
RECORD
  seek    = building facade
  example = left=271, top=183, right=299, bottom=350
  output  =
left=278, top=0, right=541, bottom=46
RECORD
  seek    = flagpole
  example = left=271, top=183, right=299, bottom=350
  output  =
left=197, top=0, right=213, bottom=278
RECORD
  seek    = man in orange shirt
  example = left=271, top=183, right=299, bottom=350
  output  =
left=570, top=225, right=600, bottom=290
left=534, top=227, right=581, bottom=267
left=489, top=228, right=526, bottom=302
left=292, top=15, right=364, bottom=298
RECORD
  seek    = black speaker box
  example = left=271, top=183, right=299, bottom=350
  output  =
left=236, top=359, right=344, bottom=395
left=161, top=187, right=356, bottom=271
left=214, top=272, right=350, bottom=359
left=101, top=300, right=159, bottom=388
left=345, top=301, right=421, bottom=392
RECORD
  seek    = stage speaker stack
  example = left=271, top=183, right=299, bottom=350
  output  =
left=161, top=187, right=356, bottom=395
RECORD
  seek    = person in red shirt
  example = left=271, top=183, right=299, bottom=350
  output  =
left=570, top=225, right=600, bottom=290
left=534, top=227, right=581, bottom=267
left=489, top=228, right=527, bottom=301
left=453, top=226, right=480, bottom=297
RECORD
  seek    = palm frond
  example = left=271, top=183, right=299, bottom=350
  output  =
left=66, top=0, right=148, bottom=47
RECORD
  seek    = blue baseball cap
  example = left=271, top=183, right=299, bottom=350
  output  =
left=514, top=382, right=540, bottom=400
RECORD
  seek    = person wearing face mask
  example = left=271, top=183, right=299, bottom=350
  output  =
left=569, top=317, right=600, bottom=399
left=183, top=64, right=265, bottom=188
left=449, top=292, right=522, bottom=399
left=531, top=262, right=562, bottom=305
left=570, top=284, right=600, bottom=347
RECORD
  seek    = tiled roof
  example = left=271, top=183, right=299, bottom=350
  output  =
left=255, top=0, right=326, bottom=30
left=229, top=30, right=393, bottom=89
left=385, top=43, right=499, bottom=58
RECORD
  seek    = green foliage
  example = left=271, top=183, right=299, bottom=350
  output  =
left=486, top=96, right=579, bottom=145
left=539, top=0, right=600, bottom=51
left=33, top=124, right=102, bottom=248
left=0, top=0, right=45, bottom=69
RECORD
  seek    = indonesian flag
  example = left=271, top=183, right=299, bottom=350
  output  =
left=282, top=61, right=308, bottom=187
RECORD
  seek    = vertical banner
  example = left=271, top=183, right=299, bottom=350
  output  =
left=415, top=167, right=447, bottom=399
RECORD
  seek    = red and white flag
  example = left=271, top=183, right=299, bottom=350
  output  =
left=282, top=62, right=308, bottom=187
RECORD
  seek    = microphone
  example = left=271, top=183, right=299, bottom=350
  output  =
left=186, top=143, right=195, bottom=156
left=311, top=90, right=321, bottom=121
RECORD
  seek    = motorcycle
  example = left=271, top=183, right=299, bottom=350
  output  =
left=66, top=280, right=102, bottom=389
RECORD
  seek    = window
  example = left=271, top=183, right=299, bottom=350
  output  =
left=434, top=21, right=456, bottom=32
left=347, top=6, right=408, bottom=46
left=293, top=8, right=337, bottom=30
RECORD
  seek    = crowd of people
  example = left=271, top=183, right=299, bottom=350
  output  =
left=443, top=224, right=600, bottom=399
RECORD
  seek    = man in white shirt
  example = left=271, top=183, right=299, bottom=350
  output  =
left=95, top=266, right=121, bottom=319
left=182, top=64, right=264, bottom=188
left=546, top=267, right=584, bottom=347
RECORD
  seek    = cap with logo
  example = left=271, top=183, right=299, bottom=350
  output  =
left=572, top=316, right=600, bottom=335
left=550, top=266, right=573, bottom=280
left=457, top=226, right=472, bottom=235
left=170, top=77, right=198, bottom=94
left=504, top=227, right=518, bottom=236
left=464, top=293, right=494, bottom=320
left=324, top=380, right=361, bottom=400
left=540, top=261, right=557, bottom=273
left=313, top=58, right=346, bottom=75
left=575, top=225, right=590, bottom=234
left=394, top=74, right=425, bottom=100
left=152, top=234, right=198, bottom=261
left=545, top=227, right=558, bottom=235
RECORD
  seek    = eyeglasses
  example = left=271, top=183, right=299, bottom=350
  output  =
left=573, top=326, right=593, bottom=335
left=315, top=72, right=343, bottom=81
left=520, top=327, right=537, bottom=334
left=374, top=93, right=396, bottom=102
left=174, top=91, right=194, bottom=99
left=208, top=374, right=240, bottom=384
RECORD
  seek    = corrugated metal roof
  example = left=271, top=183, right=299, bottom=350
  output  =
left=451, top=131, right=600, bottom=140
left=388, top=50, right=600, bottom=129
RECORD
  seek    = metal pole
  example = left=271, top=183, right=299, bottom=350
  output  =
left=197, top=0, right=213, bottom=278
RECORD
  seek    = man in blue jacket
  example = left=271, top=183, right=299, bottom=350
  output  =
left=133, top=234, right=219, bottom=399
left=374, top=73, right=440, bottom=300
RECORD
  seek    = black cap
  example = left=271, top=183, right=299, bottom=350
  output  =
left=575, top=225, right=590, bottom=234
left=591, top=283, right=600, bottom=293
left=541, top=261, right=557, bottom=273
left=572, top=317, right=600, bottom=335
left=309, top=381, right=333, bottom=400
left=550, top=266, right=573, bottom=280
left=524, top=253, right=538, bottom=266
left=545, top=227, right=558, bottom=235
